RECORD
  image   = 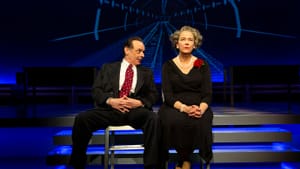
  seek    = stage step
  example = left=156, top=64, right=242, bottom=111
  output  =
left=46, top=110, right=300, bottom=167
left=53, top=127, right=292, bottom=145
left=46, top=144, right=300, bottom=165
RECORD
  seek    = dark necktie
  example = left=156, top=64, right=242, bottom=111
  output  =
left=119, top=64, right=133, bottom=97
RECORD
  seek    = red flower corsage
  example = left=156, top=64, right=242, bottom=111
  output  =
left=193, top=58, right=205, bottom=69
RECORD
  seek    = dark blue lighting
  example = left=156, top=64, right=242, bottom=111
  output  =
left=1, top=1, right=299, bottom=85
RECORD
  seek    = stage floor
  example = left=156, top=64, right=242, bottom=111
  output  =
left=0, top=102, right=300, bottom=169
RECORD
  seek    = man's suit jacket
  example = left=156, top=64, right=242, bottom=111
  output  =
left=92, top=61, right=158, bottom=109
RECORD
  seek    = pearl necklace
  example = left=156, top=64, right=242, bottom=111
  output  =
left=177, top=56, right=193, bottom=68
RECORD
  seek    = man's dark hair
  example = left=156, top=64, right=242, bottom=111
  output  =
left=123, top=36, right=143, bottom=49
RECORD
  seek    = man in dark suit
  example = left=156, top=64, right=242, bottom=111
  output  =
left=69, top=36, right=160, bottom=169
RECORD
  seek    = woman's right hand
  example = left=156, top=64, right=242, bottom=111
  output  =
left=186, top=105, right=202, bottom=118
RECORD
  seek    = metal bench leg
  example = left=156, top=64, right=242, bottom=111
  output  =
left=104, top=128, right=109, bottom=169
left=104, top=125, right=142, bottom=169
left=111, top=150, right=115, bottom=169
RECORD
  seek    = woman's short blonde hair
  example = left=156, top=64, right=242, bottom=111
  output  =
left=169, top=25, right=203, bottom=49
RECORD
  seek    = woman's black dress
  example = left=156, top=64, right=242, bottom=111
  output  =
left=158, top=59, right=213, bottom=163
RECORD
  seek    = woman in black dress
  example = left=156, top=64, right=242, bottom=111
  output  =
left=158, top=26, right=213, bottom=169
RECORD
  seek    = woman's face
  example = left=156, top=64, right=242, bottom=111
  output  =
left=176, top=30, right=195, bottom=54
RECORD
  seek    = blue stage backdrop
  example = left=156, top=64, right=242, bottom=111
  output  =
left=0, top=0, right=299, bottom=84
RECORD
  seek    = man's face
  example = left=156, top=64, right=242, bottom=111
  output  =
left=124, top=40, right=145, bottom=66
